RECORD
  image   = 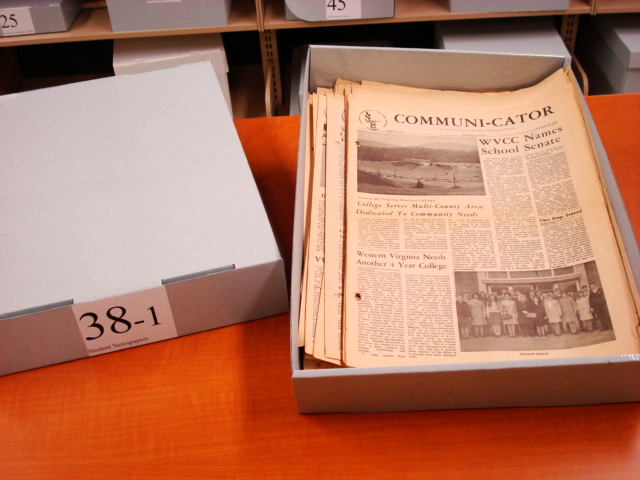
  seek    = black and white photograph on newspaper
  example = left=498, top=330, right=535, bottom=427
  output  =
left=455, top=260, right=615, bottom=353
left=357, top=130, right=486, bottom=196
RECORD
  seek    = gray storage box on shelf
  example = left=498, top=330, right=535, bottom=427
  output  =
left=435, top=17, right=572, bottom=69
left=576, top=15, right=640, bottom=94
left=105, top=0, right=232, bottom=32
left=285, top=0, right=394, bottom=22
left=290, top=45, right=640, bottom=413
left=0, top=0, right=83, bottom=37
left=113, top=34, right=232, bottom=115
left=446, top=0, right=569, bottom=13
left=0, top=62, right=289, bottom=376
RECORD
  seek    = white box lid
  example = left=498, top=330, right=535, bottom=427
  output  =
left=0, top=62, right=280, bottom=317
left=593, top=15, right=640, bottom=69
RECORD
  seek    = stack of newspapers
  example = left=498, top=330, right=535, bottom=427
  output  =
left=298, top=69, right=640, bottom=369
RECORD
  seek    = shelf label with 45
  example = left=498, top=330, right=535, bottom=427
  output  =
left=72, top=286, right=178, bottom=356
left=326, top=0, right=362, bottom=20
left=0, top=8, right=35, bottom=37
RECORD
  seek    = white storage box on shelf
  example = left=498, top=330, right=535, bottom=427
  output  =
left=446, top=0, right=569, bottom=13
left=285, top=0, right=394, bottom=22
left=0, top=0, right=83, bottom=37
left=113, top=34, right=232, bottom=115
left=105, top=0, right=232, bottom=32
left=435, top=17, right=572, bottom=69
left=290, top=45, right=640, bottom=413
left=0, top=62, right=289, bottom=377
left=576, top=15, right=640, bottom=94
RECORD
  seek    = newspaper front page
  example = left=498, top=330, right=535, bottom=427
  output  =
left=301, top=69, right=640, bottom=369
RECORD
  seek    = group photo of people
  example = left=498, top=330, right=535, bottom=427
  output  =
left=455, top=279, right=615, bottom=352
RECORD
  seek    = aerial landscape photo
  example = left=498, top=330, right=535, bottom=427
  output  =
left=357, top=130, right=485, bottom=196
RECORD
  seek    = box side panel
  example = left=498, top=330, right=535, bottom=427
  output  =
left=289, top=48, right=312, bottom=373
left=0, top=257, right=289, bottom=376
left=0, top=306, right=87, bottom=376
left=293, top=359, right=640, bottom=413
left=289, top=149, right=306, bottom=372
left=578, top=93, right=640, bottom=294
left=59, top=0, right=83, bottom=29
left=308, top=47, right=564, bottom=94
left=168, top=259, right=289, bottom=336
left=30, top=6, right=66, bottom=32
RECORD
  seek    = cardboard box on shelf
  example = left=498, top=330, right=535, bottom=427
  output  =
left=290, top=45, right=640, bottom=413
left=0, top=62, right=289, bottom=377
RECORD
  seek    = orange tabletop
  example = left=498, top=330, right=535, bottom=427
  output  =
left=1, top=96, right=639, bottom=480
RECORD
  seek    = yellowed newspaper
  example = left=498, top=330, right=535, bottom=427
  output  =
left=299, top=69, right=640, bottom=369
left=340, top=69, right=639, bottom=367
left=303, top=93, right=327, bottom=357
left=298, top=97, right=314, bottom=347
left=322, top=92, right=347, bottom=362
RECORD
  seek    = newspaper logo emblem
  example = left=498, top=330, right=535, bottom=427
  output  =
left=360, top=110, right=387, bottom=130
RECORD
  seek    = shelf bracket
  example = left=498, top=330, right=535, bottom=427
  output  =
left=560, top=14, right=579, bottom=53
left=260, top=29, right=283, bottom=117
